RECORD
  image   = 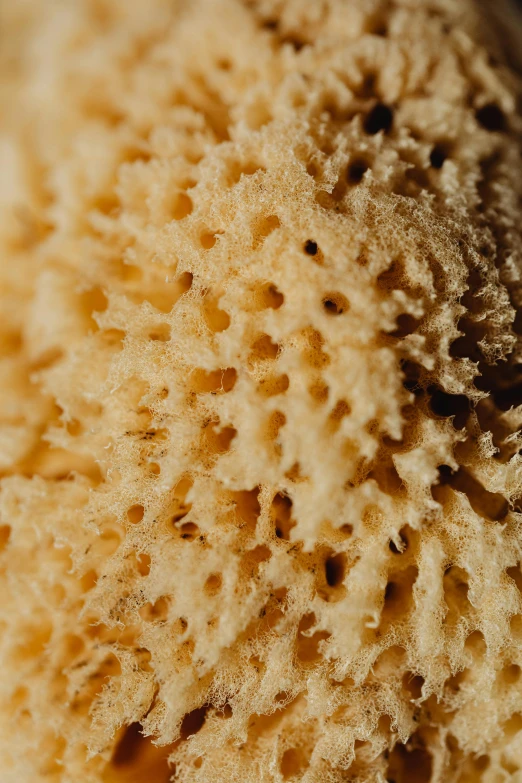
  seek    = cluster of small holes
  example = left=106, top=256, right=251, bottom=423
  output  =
left=3, top=3, right=522, bottom=782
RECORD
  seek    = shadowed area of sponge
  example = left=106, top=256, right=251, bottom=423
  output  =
left=1, top=0, right=522, bottom=782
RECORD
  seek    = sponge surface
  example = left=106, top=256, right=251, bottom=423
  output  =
left=1, top=1, right=522, bottom=781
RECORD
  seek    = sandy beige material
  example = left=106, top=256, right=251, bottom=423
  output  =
left=1, top=0, right=522, bottom=780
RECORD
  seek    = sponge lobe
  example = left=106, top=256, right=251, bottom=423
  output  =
left=1, top=0, right=522, bottom=781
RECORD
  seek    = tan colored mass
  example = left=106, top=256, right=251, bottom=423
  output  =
left=1, top=0, right=522, bottom=781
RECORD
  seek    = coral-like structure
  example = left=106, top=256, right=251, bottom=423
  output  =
left=1, top=1, right=522, bottom=781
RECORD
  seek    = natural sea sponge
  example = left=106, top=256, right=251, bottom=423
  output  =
left=1, top=0, right=522, bottom=781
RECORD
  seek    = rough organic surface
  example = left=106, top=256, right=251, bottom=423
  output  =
left=2, top=0, right=522, bottom=780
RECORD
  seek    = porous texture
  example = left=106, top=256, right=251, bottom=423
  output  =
left=2, top=0, right=522, bottom=781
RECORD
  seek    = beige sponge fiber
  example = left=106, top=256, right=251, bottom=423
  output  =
left=2, top=0, right=522, bottom=781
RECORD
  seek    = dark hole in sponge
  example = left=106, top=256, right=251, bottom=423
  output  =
left=490, top=382, right=522, bottom=411
left=325, top=552, right=346, bottom=587
left=387, top=737, right=432, bottom=783
left=272, top=492, right=294, bottom=540
left=384, top=582, right=396, bottom=602
left=0, top=525, right=11, bottom=551
left=110, top=720, right=180, bottom=780
left=281, top=35, right=305, bottom=52
left=263, top=283, right=284, bottom=310
left=507, top=565, right=522, bottom=594
left=476, top=103, right=506, bottom=132
left=180, top=521, right=200, bottom=540
left=324, top=299, right=340, bottom=314
left=403, top=672, right=425, bottom=699
left=436, top=465, right=509, bottom=522
left=280, top=746, right=309, bottom=778
left=127, top=504, right=144, bottom=524
left=364, top=103, right=393, bottom=135
left=430, top=145, right=447, bottom=169
left=401, top=360, right=423, bottom=396
left=389, top=527, right=409, bottom=554
left=390, top=313, right=419, bottom=338
left=304, top=240, right=318, bottom=256
left=428, top=386, right=470, bottom=429
left=323, top=292, right=349, bottom=315
left=112, top=722, right=144, bottom=767
left=296, top=613, right=331, bottom=662
left=347, top=159, right=369, bottom=183
left=372, top=22, right=388, bottom=36
left=180, top=706, right=208, bottom=740
left=382, top=566, right=418, bottom=623
left=437, top=464, right=455, bottom=483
